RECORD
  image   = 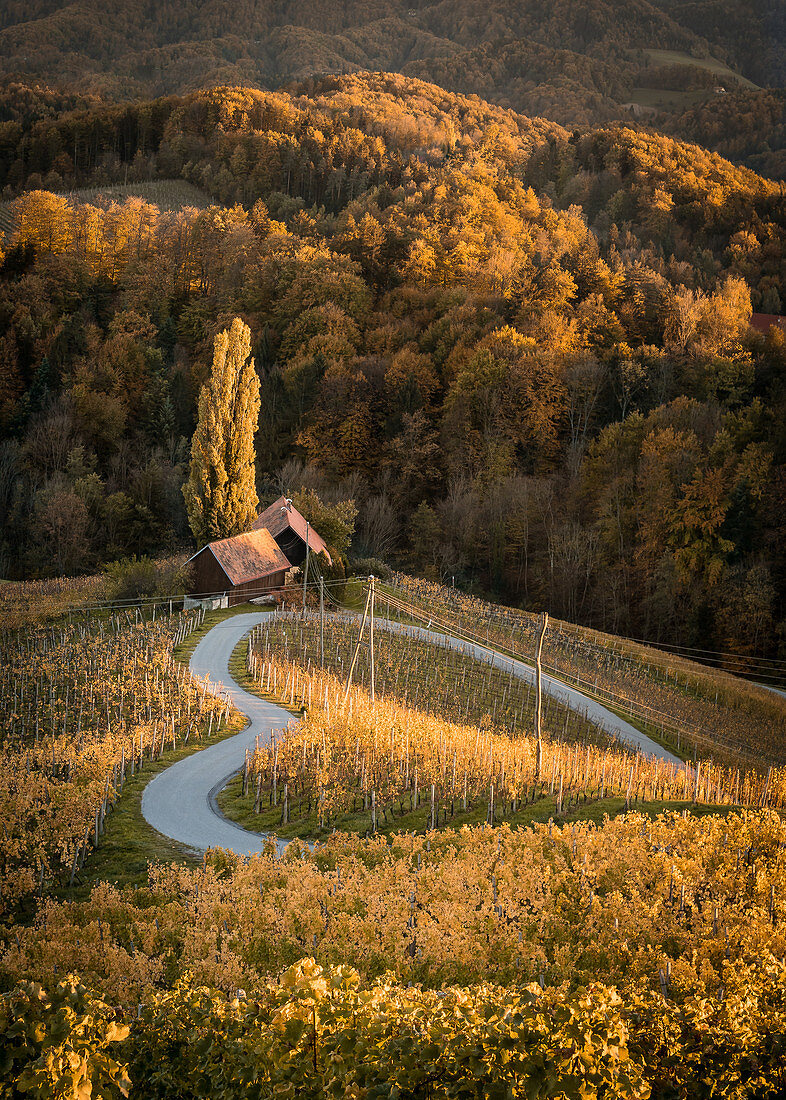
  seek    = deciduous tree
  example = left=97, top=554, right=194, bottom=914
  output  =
left=183, top=317, right=260, bottom=546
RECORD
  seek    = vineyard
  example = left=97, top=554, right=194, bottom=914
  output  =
left=2, top=582, right=786, bottom=1097
left=386, top=574, right=786, bottom=766
left=0, top=601, right=231, bottom=919
left=218, top=612, right=786, bottom=844
left=0, top=574, right=107, bottom=629
left=3, top=811, right=786, bottom=1097
left=4, top=808, right=786, bottom=999
left=250, top=608, right=605, bottom=737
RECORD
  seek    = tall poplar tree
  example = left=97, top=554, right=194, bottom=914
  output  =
left=183, top=317, right=260, bottom=546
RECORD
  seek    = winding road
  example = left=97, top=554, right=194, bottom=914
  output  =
left=375, top=619, right=682, bottom=765
left=141, top=609, right=682, bottom=857
left=141, top=611, right=292, bottom=856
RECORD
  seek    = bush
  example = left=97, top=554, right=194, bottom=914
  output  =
left=348, top=556, right=392, bottom=581
left=125, top=961, right=648, bottom=1100
left=103, top=555, right=192, bottom=603
left=276, top=586, right=319, bottom=610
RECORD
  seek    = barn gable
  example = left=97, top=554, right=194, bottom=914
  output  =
left=252, top=496, right=333, bottom=566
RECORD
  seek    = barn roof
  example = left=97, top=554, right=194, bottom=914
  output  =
left=252, top=496, right=333, bottom=565
left=751, top=313, right=786, bottom=334
left=189, top=527, right=291, bottom=586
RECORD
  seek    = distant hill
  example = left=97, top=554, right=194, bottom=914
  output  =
left=0, top=0, right=781, bottom=173
left=660, top=88, right=786, bottom=181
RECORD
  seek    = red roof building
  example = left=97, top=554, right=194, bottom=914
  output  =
left=252, top=496, right=333, bottom=566
left=751, top=313, right=786, bottom=335
left=186, top=528, right=291, bottom=605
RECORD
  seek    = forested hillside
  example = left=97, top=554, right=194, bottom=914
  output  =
left=1, top=74, right=785, bottom=665
left=0, top=0, right=782, bottom=172
left=660, top=89, right=786, bottom=181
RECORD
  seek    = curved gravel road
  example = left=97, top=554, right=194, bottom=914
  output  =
left=141, top=611, right=291, bottom=856
left=763, top=684, right=786, bottom=701
left=141, top=608, right=682, bottom=857
left=373, top=619, right=682, bottom=766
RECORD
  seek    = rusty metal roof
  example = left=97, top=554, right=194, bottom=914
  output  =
left=252, top=496, right=333, bottom=565
left=203, top=527, right=291, bottom=586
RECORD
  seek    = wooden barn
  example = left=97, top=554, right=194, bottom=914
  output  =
left=252, top=496, right=333, bottom=567
left=186, top=527, right=291, bottom=605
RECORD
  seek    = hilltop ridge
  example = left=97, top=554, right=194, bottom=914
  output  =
left=0, top=0, right=782, bottom=173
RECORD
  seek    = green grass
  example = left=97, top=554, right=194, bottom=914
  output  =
left=334, top=576, right=369, bottom=611
left=641, top=49, right=759, bottom=89
left=629, top=87, right=717, bottom=111
left=217, top=769, right=741, bottom=843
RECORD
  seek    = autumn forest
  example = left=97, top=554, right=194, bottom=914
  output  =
left=0, top=2, right=785, bottom=669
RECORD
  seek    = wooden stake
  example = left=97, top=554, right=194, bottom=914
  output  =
left=534, top=612, right=548, bottom=782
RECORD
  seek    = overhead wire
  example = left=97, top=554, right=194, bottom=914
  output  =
left=388, top=583, right=786, bottom=680
left=0, top=576, right=350, bottom=618
left=377, top=586, right=776, bottom=763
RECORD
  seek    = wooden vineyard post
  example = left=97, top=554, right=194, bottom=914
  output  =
left=254, top=773, right=262, bottom=814
left=369, top=575, right=376, bottom=704
left=761, top=766, right=772, bottom=808
left=344, top=585, right=372, bottom=703
left=319, top=575, right=325, bottom=669
left=303, top=521, right=310, bottom=613
left=273, top=740, right=278, bottom=806
left=534, top=612, right=548, bottom=783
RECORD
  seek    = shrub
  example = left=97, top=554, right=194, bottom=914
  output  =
left=103, top=555, right=192, bottom=603
left=348, top=556, right=392, bottom=581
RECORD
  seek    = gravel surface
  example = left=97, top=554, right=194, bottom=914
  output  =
left=141, top=608, right=683, bottom=857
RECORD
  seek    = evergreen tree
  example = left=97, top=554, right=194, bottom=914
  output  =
left=183, top=318, right=260, bottom=546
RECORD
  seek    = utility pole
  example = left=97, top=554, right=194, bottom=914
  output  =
left=534, top=611, right=548, bottom=784
left=319, top=575, right=325, bottom=668
left=301, top=521, right=310, bottom=616
left=369, top=575, right=376, bottom=704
